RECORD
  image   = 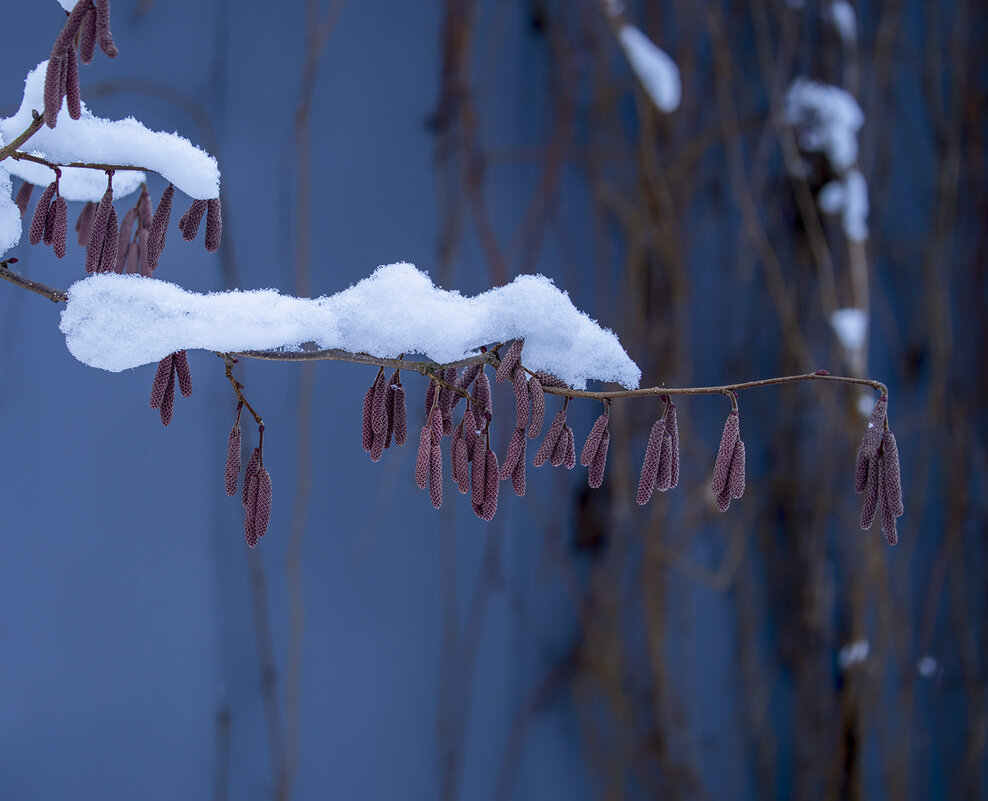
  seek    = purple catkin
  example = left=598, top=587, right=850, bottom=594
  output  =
left=429, top=435, right=443, bottom=509
left=43, top=55, right=64, bottom=128
left=76, top=201, right=95, bottom=246
left=65, top=50, right=81, bottom=119
left=225, top=424, right=241, bottom=496
left=136, top=226, right=149, bottom=275
left=589, top=430, right=610, bottom=489
left=253, top=467, right=273, bottom=541
left=424, top=380, right=436, bottom=421
left=716, top=485, right=732, bottom=513
left=667, top=403, right=680, bottom=489
left=149, top=354, right=173, bottom=409
left=243, top=471, right=259, bottom=548
left=728, top=439, right=746, bottom=500
left=513, top=369, right=530, bottom=430
left=79, top=7, right=97, bottom=64
left=636, top=419, right=666, bottom=506
left=205, top=198, right=222, bottom=252
left=115, top=207, right=136, bottom=272
left=392, top=384, right=407, bottom=447
left=93, top=0, right=118, bottom=58
left=528, top=376, right=545, bottom=439
left=138, top=187, right=152, bottom=230
left=454, top=435, right=470, bottom=494
left=14, top=181, right=32, bottom=218
left=499, top=427, right=527, bottom=480
left=159, top=366, right=176, bottom=426
left=563, top=426, right=577, bottom=470
left=52, top=196, right=68, bottom=259
left=471, top=444, right=487, bottom=515
left=125, top=241, right=139, bottom=274
left=711, top=410, right=740, bottom=496
left=439, top=367, right=457, bottom=435
left=859, top=454, right=880, bottom=530
left=533, top=370, right=567, bottom=389
left=43, top=199, right=57, bottom=245
left=147, top=185, right=173, bottom=270
left=180, top=199, right=208, bottom=241
left=495, top=339, right=524, bottom=384
left=29, top=182, right=56, bottom=246
left=53, top=0, right=89, bottom=54
left=858, top=396, right=888, bottom=459
left=511, top=437, right=527, bottom=497
left=580, top=412, right=609, bottom=467
left=451, top=364, right=482, bottom=410
left=430, top=407, right=443, bottom=449
left=550, top=425, right=568, bottom=468
left=878, top=462, right=898, bottom=545
left=481, top=449, right=500, bottom=520
left=461, top=408, right=477, bottom=462
left=881, top=430, right=903, bottom=517
left=450, top=427, right=463, bottom=485
left=98, top=204, right=119, bottom=273
left=174, top=350, right=193, bottom=397
left=361, top=384, right=374, bottom=452
left=384, top=379, right=397, bottom=449
left=370, top=371, right=388, bottom=440
left=472, top=371, right=492, bottom=423
left=86, top=187, right=113, bottom=273
left=534, top=410, right=567, bottom=467
left=242, top=448, right=260, bottom=507
left=415, top=425, right=431, bottom=490
left=853, top=448, right=870, bottom=494
left=656, top=432, right=673, bottom=491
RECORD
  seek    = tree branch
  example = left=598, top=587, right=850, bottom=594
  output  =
left=8, top=150, right=148, bottom=174
left=0, top=260, right=68, bottom=303
left=0, top=111, right=45, bottom=163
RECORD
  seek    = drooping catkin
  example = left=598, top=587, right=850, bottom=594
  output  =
left=43, top=199, right=57, bottom=246
left=534, top=410, right=567, bottom=467
left=94, top=0, right=119, bottom=58
left=550, top=425, right=568, bottom=468
left=243, top=447, right=260, bottom=507
left=253, top=467, right=273, bottom=542
left=159, top=366, right=176, bottom=426
left=52, top=196, right=68, bottom=259
left=533, top=370, right=567, bottom=389
left=728, top=440, right=746, bottom=500
left=369, top=371, right=388, bottom=462
left=415, top=425, right=431, bottom=490
left=43, top=55, right=64, bottom=128
left=656, top=432, right=673, bottom=491
left=637, top=419, right=666, bottom=505
left=711, top=410, right=740, bottom=496
left=580, top=412, right=609, bottom=467
left=439, top=367, right=457, bottom=435
left=858, top=395, right=888, bottom=460
left=392, top=383, right=407, bottom=447
left=384, top=374, right=397, bottom=449
left=451, top=364, right=482, bottom=410
left=65, top=50, right=81, bottom=119
left=471, top=442, right=488, bottom=515
left=146, top=185, right=173, bottom=270
left=115, top=207, right=136, bottom=272
left=14, top=182, right=32, bottom=218
left=881, top=430, right=903, bottom=517
left=461, top=408, right=477, bottom=462
left=589, top=430, right=610, bottom=489
left=225, top=423, right=241, bottom=496
left=528, top=376, right=545, bottom=439
left=149, top=354, right=174, bottom=409
left=180, top=199, right=208, bottom=241
left=859, top=454, right=880, bottom=530
left=76, top=201, right=95, bottom=246
left=499, top=427, right=527, bottom=480
left=563, top=426, right=577, bottom=470
left=495, top=339, right=524, bottom=384
left=429, top=425, right=443, bottom=510
left=205, top=198, right=222, bottom=252
left=138, top=187, right=153, bottom=230
left=666, top=401, right=680, bottom=489
left=86, top=186, right=113, bottom=273
left=243, top=471, right=259, bottom=548
left=452, top=430, right=469, bottom=493
left=29, top=182, right=56, bottom=246
left=98, top=204, right=119, bottom=273
left=481, top=448, right=499, bottom=521
left=513, top=369, right=530, bottom=430
left=472, top=371, right=492, bottom=423
left=424, top=380, right=436, bottom=421
left=79, top=6, right=97, bottom=64
left=174, top=350, right=193, bottom=397
left=361, top=385, right=375, bottom=453
left=511, top=437, right=527, bottom=497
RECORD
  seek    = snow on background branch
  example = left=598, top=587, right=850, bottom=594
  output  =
left=60, top=262, right=642, bottom=389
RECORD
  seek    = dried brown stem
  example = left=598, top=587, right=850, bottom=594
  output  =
left=218, top=352, right=263, bottom=426
left=0, top=112, right=45, bottom=162
left=9, top=150, right=148, bottom=174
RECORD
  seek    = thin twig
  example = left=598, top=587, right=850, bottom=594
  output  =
left=0, top=112, right=45, bottom=162
left=0, top=260, right=68, bottom=303
left=9, top=150, right=148, bottom=174
left=217, top=353, right=263, bottom=426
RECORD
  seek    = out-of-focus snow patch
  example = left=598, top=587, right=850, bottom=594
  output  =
left=838, top=639, right=869, bottom=669
left=830, top=308, right=868, bottom=352
left=828, top=1, right=857, bottom=44
left=618, top=25, right=681, bottom=113
left=0, top=167, right=23, bottom=258
left=783, top=78, right=863, bottom=173
left=917, top=656, right=938, bottom=678
left=602, top=0, right=624, bottom=18
left=857, top=391, right=876, bottom=418
left=60, top=264, right=642, bottom=389
left=0, top=62, right=219, bottom=201
left=818, top=169, right=869, bottom=241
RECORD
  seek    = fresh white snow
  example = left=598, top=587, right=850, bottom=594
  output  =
left=618, top=25, right=681, bottom=113
left=818, top=169, right=869, bottom=241
left=0, top=61, right=219, bottom=201
left=0, top=166, right=22, bottom=258
left=828, top=1, right=857, bottom=45
left=60, top=263, right=642, bottom=389
left=783, top=78, right=863, bottom=173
